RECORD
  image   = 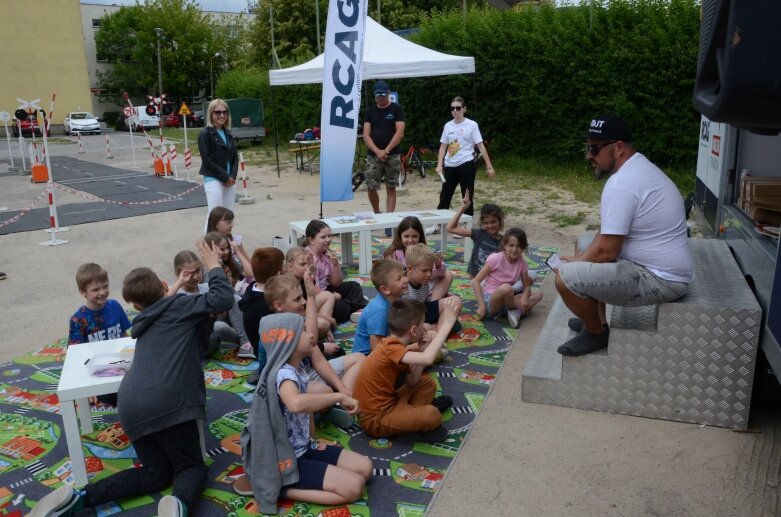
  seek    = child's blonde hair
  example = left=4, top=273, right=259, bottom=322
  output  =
left=76, top=263, right=108, bottom=292
left=404, top=243, right=435, bottom=269
left=285, top=247, right=310, bottom=267
left=264, top=274, right=301, bottom=308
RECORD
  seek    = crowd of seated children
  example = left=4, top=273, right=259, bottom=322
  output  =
left=37, top=240, right=234, bottom=517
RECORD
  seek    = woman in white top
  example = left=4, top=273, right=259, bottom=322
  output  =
left=434, top=96, right=495, bottom=219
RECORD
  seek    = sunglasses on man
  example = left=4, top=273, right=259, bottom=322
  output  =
left=374, top=92, right=389, bottom=98
left=584, top=141, right=617, bottom=156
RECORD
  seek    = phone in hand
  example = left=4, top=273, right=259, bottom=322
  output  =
left=546, top=253, right=561, bottom=271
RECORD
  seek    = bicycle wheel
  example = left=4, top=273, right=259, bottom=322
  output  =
left=352, top=170, right=365, bottom=192
left=412, top=151, right=426, bottom=179
left=399, top=161, right=407, bottom=186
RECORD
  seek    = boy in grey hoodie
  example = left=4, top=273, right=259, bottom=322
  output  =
left=31, top=240, right=234, bottom=517
left=241, top=311, right=372, bottom=514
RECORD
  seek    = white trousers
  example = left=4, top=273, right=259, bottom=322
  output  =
left=204, top=180, right=236, bottom=231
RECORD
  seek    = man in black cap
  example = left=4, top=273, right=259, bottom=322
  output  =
left=554, top=114, right=694, bottom=356
left=362, top=80, right=405, bottom=230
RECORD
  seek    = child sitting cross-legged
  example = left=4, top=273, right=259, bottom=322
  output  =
left=239, top=313, right=373, bottom=514
left=353, top=298, right=460, bottom=444
left=33, top=240, right=235, bottom=517
left=239, top=247, right=285, bottom=366
left=285, top=246, right=338, bottom=337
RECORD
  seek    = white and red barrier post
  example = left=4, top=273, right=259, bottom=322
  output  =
left=238, top=152, right=255, bottom=205
left=0, top=112, right=15, bottom=170
left=105, top=134, right=114, bottom=159
left=77, top=131, right=85, bottom=154
left=40, top=92, right=69, bottom=246
left=170, top=144, right=179, bottom=179
left=183, top=148, right=192, bottom=181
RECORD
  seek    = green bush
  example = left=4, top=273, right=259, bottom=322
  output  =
left=102, top=110, right=121, bottom=127
left=402, top=0, right=701, bottom=167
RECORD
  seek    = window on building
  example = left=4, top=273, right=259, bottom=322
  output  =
left=92, top=19, right=101, bottom=29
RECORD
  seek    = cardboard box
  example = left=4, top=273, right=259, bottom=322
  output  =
left=747, top=204, right=781, bottom=225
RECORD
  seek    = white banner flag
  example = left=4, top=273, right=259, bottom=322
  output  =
left=319, top=0, right=368, bottom=202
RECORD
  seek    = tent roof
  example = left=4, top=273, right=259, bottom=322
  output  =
left=269, top=17, right=475, bottom=86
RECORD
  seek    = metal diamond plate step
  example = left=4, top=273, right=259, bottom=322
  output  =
left=522, top=239, right=761, bottom=429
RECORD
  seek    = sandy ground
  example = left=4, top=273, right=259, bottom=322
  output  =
left=0, top=135, right=778, bottom=516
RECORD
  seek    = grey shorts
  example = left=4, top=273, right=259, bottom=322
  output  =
left=365, top=154, right=401, bottom=190
left=558, top=259, right=689, bottom=307
left=307, top=356, right=346, bottom=386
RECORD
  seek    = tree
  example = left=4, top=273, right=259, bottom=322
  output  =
left=94, top=0, right=221, bottom=104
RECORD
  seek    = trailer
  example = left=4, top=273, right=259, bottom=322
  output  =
left=204, top=97, right=265, bottom=144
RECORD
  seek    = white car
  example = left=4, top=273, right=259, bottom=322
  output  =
left=64, top=112, right=101, bottom=135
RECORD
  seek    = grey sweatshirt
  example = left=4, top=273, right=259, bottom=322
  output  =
left=117, top=267, right=234, bottom=441
left=241, top=312, right=303, bottom=514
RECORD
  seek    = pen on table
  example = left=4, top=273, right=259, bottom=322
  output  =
left=84, top=358, right=90, bottom=365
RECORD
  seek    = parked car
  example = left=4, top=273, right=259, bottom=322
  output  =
left=12, top=109, right=50, bottom=137
left=161, top=113, right=180, bottom=128
left=115, top=112, right=159, bottom=132
left=180, top=110, right=204, bottom=128
left=63, top=112, right=101, bottom=135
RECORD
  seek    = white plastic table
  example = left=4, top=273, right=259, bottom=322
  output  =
left=289, top=209, right=472, bottom=275
left=57, top=337, right=135, bottom=486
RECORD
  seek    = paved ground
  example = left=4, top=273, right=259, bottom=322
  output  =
left=1, top=133, right=779, bottom=516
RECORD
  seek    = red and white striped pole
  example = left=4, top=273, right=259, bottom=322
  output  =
left=77, top=131, right=85, bottom=154
left=183, top=148, right=192, bottom=181
left=170, top=143, right=179, bottom=179
left=105, top=134, right=114, bottom=159
left=40, top=92, right=69, bottom=246
left=238, top=152, right=255, bottom=205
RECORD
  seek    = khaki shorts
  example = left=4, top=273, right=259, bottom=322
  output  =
left=365, top=154, right=401, bottom=190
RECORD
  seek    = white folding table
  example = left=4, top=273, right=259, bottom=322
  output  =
left=57, top=337, right=136, bottom=486
left=289, top=209, right=472, bottom=275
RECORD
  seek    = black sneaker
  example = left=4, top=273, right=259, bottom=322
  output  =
left=568, top=317, right=583, bottom=332
left=397, top=425, right=448, bottom=444
left=557, top=326, right=610, bottom=356
left=432, top=395, right=453, bottom=413
left=246, top=369, right=261, bottom=386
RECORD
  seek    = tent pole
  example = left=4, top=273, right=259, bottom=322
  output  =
left=270, top=84, right=281, bottom=179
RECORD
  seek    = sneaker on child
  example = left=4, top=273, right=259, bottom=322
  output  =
left=30, top=486, right=84, bottom=517
left=507, top=309, right=522, bottom=329
left=233, top=474, right=253, bottom=496
left=350, top=310, right=363, bottom=323
left=384, top=228, right=393, bottom=238
left=324, top=405, right=355, bottom=428
left=158, top=495, right=188, bottom=517
left=397, top=425, right=448, bottom=444
left=237, top=343, right=255, bottom=359
left=425, top=224, right=439, bottom=235
left=432, top=395, right=453, bottom=413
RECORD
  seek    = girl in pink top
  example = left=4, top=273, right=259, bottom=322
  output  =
left=382, top=216, right=453, bottom=299
left=471, top=227, right=543, bottom=328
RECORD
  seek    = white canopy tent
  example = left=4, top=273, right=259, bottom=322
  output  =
left=269, top=17, right=475, bottom=85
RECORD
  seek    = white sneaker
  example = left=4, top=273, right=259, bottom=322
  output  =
left=350, top=310, right=363, bottom=323
left=425, top=224, right=439, bottom=235
left=237, top=343, right=256, bottom=359
left=158, top=495, right=186, bottom=517
left=507, top=309, right=522, bottom=329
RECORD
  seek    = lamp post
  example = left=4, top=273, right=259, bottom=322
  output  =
left=154, top=27, right=164, bottom=126
left=210, top=52, right=222, bottom=100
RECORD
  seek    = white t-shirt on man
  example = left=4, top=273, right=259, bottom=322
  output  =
left=600, top=153, right=693, bottom=283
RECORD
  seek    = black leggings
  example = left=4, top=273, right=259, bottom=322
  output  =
left=437, top=160, right=477, bottom=217
left=328, top=280, right=368, bottom=323
left=85, top=419, right=206, bottom=512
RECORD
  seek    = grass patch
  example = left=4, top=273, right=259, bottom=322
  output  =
left=549, top=211, right=586, bottom=227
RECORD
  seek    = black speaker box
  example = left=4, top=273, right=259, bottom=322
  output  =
left=693, top=0, right=781, bottom=132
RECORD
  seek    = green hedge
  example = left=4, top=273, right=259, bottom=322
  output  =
left=402, top=0, right=701, bottom=167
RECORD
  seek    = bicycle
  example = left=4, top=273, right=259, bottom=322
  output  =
left=472, top=138, right=492, bottom=165
left=399, top=144, right=429, bottom=186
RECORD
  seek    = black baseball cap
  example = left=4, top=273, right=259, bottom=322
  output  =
left=586, top=114, right=632, bottom=142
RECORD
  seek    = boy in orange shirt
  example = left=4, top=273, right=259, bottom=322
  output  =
left=353, top=298, right=459, bottom=443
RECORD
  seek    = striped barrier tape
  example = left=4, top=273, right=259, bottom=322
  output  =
left=52, top=181, right=203, bottom=206
left=0, top=189, right=49, bottom=228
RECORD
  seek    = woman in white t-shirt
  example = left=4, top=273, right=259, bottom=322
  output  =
left=434, top=96, right=495, bottom=219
